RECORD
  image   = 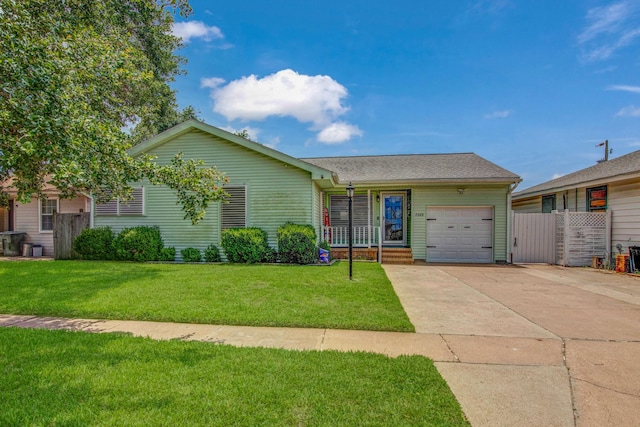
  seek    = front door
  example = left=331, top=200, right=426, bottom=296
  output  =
left=382, top=193, right=405, bottom=245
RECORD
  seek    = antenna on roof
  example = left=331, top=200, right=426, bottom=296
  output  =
left=596, top=140, right=612, bottom=163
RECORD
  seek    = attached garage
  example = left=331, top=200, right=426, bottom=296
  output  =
left=426, top=207, right=494, bottom=263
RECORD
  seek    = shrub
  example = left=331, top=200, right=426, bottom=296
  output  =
left=159, top=247, right=176, bottom=262
left=318, top=240, right=331, bottom=252
left=180, top=247, right=202, bottom=263
left=204, top=244, right=221, bottom=263
left=221, top=227, right=271, bottom=263
left=73, top=227, right=116, bottom=260
left=114, top=226, right=164, bottom=262
left=264, top=246, right=278, bottom=263
left=277, top=222, right=317, bottom=264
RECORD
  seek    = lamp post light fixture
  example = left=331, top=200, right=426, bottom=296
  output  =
left=346, top=182, right=355, bottom=280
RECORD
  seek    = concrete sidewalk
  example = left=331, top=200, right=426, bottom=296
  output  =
left=0, top=313, right=454, bottom=359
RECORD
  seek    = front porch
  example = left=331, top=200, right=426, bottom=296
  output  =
left=330, top=246, right=414, bottom=264
left=323, top=225, right=413, bottom=264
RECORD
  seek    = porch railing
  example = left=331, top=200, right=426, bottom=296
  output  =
left=322, top=226, right=380, bottom=247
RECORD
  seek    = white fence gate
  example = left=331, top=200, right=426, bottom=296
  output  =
left=512, top=213, right=556, bottom=264
left=512, top=211, right=611, bottom=266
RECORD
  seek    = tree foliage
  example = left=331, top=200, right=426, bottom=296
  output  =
left=0, top=0, right=226, bottom=223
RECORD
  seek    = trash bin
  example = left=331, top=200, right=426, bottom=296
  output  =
left=32, top=244, right=43, bottom=257
left=22, top=242, right=33, bottom=257
left=629, top=246, right=640, bottom=272
left=0, top=231, right=27, bottom=256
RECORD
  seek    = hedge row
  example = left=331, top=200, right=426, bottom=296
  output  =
left=74, top=223, right=326, bottom=264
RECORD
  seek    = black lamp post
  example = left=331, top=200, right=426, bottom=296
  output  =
left=346, top=182, right=355, bottom=280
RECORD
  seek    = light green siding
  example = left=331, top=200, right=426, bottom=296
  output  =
left=95, top=129, right=315, bottom=258
left=411, top=185, right=511, bottom=262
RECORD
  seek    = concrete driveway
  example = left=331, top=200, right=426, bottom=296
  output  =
left=383, top=263, right=640, bottom=427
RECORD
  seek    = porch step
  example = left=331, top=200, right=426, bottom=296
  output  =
left=382, top=248, right=414, bottom=265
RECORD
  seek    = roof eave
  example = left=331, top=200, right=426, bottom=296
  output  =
left=336, top=177, right=521, bottom=186
left=514, top=170, right=640, bottom=199
left=130, top=119, right=335, bottom=179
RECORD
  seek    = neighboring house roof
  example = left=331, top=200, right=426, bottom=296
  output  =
left=1, top=176, right=89, bottom=197
left=130, top=119, right=337, bottom=183
left=301, top=153, right=521, bottom=185
left=514, top=149, right=640, bottom=199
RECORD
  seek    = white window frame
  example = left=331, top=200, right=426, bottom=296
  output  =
left=95, top=187, right=145, bottom=216
left=39, top=198, right=59, bottom=233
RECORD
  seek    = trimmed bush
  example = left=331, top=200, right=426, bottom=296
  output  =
left=114, top=226, right=164, bottom=262
left=73, top=227, right=116, bottom=260
left=159, top=247, right=176, bottom=262
left=221, top=228, right=271, bottom=264
left=180, top=247, right=202, bottom=263
left=277, top=222, right=317, bottom=264
left=204, top=244, right=222, bottom=263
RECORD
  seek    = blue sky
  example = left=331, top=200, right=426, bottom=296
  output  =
left=170, top=0, right=640, bottom=189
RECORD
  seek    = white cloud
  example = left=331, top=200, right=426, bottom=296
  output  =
left=204, top=69, right=361, bottom=143
left=607, top=84, right=640, bottom=94
left=615, top=105, right=640, bottom=116
left=552, top=173, right=565, bottom=180
left=209, top=69, right=348, bottom=125
left=317, top=122, right=363, bottom=144
left=200, top=77, right=226, bottom=89
left=578, top=1, right=640, bottom=61
left=171, top=21, right=224, bottom=43
left=484, top=110, right=511, bottom=119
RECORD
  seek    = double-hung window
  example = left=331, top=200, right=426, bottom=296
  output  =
left=541, top=194, right=556, bottom=213
left=40, top=198, right=58, bottom=232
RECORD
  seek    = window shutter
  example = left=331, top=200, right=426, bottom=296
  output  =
left=95, top=188, right=144, bottom=216
left=119, top=187, right=144, bottom=215
left=222, top=186, right=246, bottom=229
left=329, top=195, right=369, bottom=228
left=95, top=190, right=118, bottom=215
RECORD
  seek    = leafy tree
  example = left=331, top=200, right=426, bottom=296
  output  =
left=0, top=0, right=226, bottom=223
left=234, top=129, right=253, bottom=141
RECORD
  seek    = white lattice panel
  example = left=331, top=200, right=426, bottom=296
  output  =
left=568, top=212, right=607, bottom=228
left=554, top=211, right=609, bottom=266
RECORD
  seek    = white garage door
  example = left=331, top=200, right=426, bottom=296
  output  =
left=426, top=207, right=493, bottom=263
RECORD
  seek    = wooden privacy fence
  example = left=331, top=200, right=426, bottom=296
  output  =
left=512, top=210, right=611, bottom=266
left=53, top=212, right=90, bottom=259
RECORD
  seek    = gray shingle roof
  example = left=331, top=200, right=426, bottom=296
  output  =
left=514, top=149, right=640, bottom=198
left=300, top=153, right=520, bottom=184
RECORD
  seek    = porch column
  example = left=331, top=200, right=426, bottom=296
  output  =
left=367, top=189, right=371, bottom=248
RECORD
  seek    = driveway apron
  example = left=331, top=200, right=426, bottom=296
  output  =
left=383, top=264, right=640, bottom=427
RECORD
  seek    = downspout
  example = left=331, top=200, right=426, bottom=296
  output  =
left=507, top=181, right=520, bottom=264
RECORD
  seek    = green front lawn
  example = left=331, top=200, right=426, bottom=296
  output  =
left=0, top=328, right=468, bottom=426
left=0, top=261, right=413, bottom=332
